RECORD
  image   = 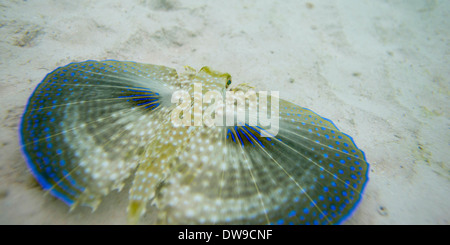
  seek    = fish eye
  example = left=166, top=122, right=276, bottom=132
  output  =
left=226, top=79, right=231, bottom=87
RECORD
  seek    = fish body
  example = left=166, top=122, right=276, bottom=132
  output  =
left=20, top=60, right=369, bottom=224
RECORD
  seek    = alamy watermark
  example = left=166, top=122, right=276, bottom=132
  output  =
left=170, top=83, right=279, bottom=137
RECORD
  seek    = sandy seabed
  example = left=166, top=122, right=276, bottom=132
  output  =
left=0, top=0, right=448, bottom=225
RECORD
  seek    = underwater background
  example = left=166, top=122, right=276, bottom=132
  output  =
left=0, top=0, right=448, bottom=224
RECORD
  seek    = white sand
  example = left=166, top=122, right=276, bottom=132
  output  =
left=0, top=0, right=448, bottom=224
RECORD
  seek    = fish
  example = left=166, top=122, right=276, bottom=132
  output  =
left=19, top=60, right=369, bottom=225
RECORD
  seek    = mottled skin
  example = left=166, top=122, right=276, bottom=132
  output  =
left=20, top=60, right=369, bottom=224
